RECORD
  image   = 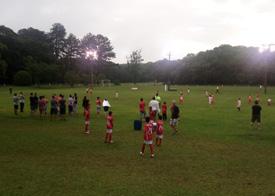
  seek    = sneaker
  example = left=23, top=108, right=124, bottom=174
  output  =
left=109, top=140, right=114, bottom=144
left=150, top=154, right=155, bottom=158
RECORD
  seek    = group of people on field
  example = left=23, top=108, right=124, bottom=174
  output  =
left=10, top=86, right=272, bottom=158
left=138, top=93, right=180, bottom=158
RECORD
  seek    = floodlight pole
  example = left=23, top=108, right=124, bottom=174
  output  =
left=263, top=44, right=275, bottom=95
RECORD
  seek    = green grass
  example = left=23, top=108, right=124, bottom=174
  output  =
left=1, top=84, right=275, bottom=196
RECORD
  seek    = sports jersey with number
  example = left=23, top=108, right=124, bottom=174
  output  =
left=144, top=123, right=153, bottom=141
left=157, top=120, right=164, bottom=135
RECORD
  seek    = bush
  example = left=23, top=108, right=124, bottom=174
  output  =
left=13, top=70, right=32, bottom=86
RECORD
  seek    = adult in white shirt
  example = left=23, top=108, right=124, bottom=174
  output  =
left=103, top=98, right=111, bottom=114
left=149, top=97, right=160, bottom=113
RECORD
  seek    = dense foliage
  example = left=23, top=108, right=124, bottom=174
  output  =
left=0, top=24, right=274, bottom=85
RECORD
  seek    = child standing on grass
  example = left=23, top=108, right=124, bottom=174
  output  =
left=13, top=93, right=19, bottom=115
left=267, top=98, right=272, bottom=106
left=68, top=95, right=74, bottom=115
left=248, top=95, right=253, bottom=104
left=84, top=101, right=91, bottom=134
left=139, top=98, right=146, bottom=120
left=38, top=96, right=45, bottom=117
left=19, top=92, right=25, bottom=113
left=105, top=111, right=114, bottom=143
left=161, top=102, right=167, bottom=121
left=140, top=117, right=154, bottom=158
left=50, top=96, right=58, bottom=120
left=59, top=95, right=66, bottom=120
left=237, top=98, right=241, bottom=111
left=96, top=97, right=101, bottom=115
left=251, top=100, right=262, bottom=129
left=156, top=115, right=164, bottom=146
left=179, top=92, right=184, bottom=104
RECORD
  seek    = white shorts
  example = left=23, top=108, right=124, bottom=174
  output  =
left=170, top=118, right=178, bottom=126
left=157, top=134, right=163, bottom=139
left=85, top=121, right=90, bottom=125
left=144, top=140, right=153, bottom=145
left=106, top=129, right=112, bottom=133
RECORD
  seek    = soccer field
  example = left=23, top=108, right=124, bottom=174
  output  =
left=0, top=84, right=275, bottom=196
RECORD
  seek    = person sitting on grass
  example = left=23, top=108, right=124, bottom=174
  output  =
left=156, top=115, right=164, bottom=146
left=251, top=100, right=262, bottom=129
left=140, top=116, right=154, bottom=158
left=170, top=100, right=180, bottom=134
left=84, top=101, right=91, bottom=134
left=13, top=93, right=19, bottom=115
left=105, top=111, right=114, bottom=143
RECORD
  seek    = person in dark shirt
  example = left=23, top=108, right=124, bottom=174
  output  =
left=33, top=93, right=39, bottom=112
left=251, top=100, right=262, bottom=128
left=29, top=93, right=35, bottom=114
left=170, top=100, right=180, bottom=134
left=59, top=95, right=66, bottom=120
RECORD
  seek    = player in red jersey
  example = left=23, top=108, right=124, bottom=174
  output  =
left=139, top=98, right=146, bottom=120
left=84, top=101, right=91, bottom=134
left=161, top=101, right=167, bottom=121
left=179, top=92, right=184, bottom=104
left=149, top=106, right=156, bottom=121
left=105, top=111, right=114, bottom=143
left=156, top=116, right=164, bottom=146
left=248, top=95, right=253, bottom=104
left=140, top=116, right=154, bottom=158
left=96, top=97, right=101, bottom=115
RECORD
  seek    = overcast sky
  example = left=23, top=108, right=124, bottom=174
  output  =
left=1, top=0, right=275, bottom=63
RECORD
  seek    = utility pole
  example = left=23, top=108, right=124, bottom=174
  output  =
left=262, top=44, right=275, bottom=95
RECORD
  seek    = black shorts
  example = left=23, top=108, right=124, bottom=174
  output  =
left=14, top=105, right=19, bottom=110
left=68, top=105, right=73, bottom=113
left=251, top=115, right=261, bottom=123
left=103, top=106, right=109, bottom=112
left=51, top=108, right=58, bottom=115
left=60, top=107, right=66, bottom=115
left=31, top=104, right=35, bottom=111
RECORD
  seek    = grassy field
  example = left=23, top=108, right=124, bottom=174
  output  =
left=0, top=84, right=275, bottom=196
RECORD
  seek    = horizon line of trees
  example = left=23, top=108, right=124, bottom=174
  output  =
left=1, top=23, right=275, bottom=86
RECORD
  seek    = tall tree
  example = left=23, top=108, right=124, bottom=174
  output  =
left=18, top=27, right=53, bottom=63
left=127, top=49, right=143, bottom=84
left=63, top=33, right=81, bottom=67
left=49, top=23, right=66, bottom=60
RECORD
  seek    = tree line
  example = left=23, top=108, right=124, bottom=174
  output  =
left=0, top=23, right=275, bottom=86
